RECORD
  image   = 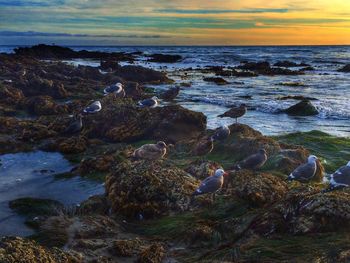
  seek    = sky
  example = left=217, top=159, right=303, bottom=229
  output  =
left=0, top=0, right=350, bottom=45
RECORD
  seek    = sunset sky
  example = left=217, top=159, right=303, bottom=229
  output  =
left=1, top=0, right=350, bottom=45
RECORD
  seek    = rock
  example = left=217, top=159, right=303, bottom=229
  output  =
left=254, top=187, right=350, bottom=235
left=203, top=77, right=229, bottom=85
left=283, top=100, right=319, bottom=116
left=137, top=243, right=165, bottom=263
left=78, top=195, right=110, bottom=215
left=113, top=238, right=142, bottom=257
left=84, top=98, right=206, bottom=143
left=237, top=61, right=303, bottom=75
left=9, top=197, right=63, bottom=217
left=24, top=96, right=68, bottom=115
left=0, top=236, right=81, bottom=263
left=100, top=60, right=120, bottom=71
left=277, top=95, right=317, bottom=101
left=114, top=65, right=173, bottom=84
left=274, top=61, right=310, bottom=67
left=57, top=136, right=88, bottom=154
left=105, top=159, right=199, bottom=218
left=159, top=86, right=180, bottom=101
left=147, top=54, right=182, bottom=63
left=229, top=170, right=288, bottom=207
left=185, top=160, right=222, bottom=180
left=0, top=84, right=24, bottom=104
left=338, top=64, right=350, bottom=72
left=14, top=44, right=134, bottom=61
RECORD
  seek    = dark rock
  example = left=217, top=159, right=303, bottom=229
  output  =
left=277, top=95, right=318, bottom=101
left=274, top=61, right=310, bottom=67
left=147, top=53, right=182, bottom=63
left=100, top=60, right=120, bottom=71
left=78, top=195, right=110, bottom=215
left=159, top=86, right=180, bottom=101
left=203, top=77, right=229, bottom=85
left=114, top=65, right=173, bottom=84
left=338, top=64, right=350, bottom=72
left=283, top=100, right=319, bottom=116
left=237, top=61, right=303, bottom=75
left=137, top=243, right=165, bottom=263
left=24, top=96, right=68, bottom=115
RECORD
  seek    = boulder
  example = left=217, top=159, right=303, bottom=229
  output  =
left=283, top=100, right=319, bottom=116
left=0, top=237, right=81, bottom=263
left=229, top=170, right=288, bottom=207
left=105, top=159, right=199, bottom=218
left=137, top=243, right=165, bottom=263
left=57, top=136, right=88, bottom=154
left=114, top=65, right=173, bottom=84
left=84, top=97, right=206, bottom=143
left=253, top=187, right=350, bottom=235
left=24, top=96, right=68, bottom=115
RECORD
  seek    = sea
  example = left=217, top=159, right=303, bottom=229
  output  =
left=1, top=45, right=350, bottom=137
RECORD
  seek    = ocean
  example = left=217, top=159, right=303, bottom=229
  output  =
left=2, top=45, right=349, bottom=137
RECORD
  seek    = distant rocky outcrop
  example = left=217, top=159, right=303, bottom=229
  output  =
left=338, top=64, right=350, bottom=72
left=147, top=53, right=182, bottom=63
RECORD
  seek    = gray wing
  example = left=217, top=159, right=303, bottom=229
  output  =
left=104, top=85, right=117, bottom=94
left=194, top=176, right=222, bottom=195
left=290, top=162, right=316, bottom=181
left=84, top=103, right=101, bottom=113
left=139, top=99, right=155, bottom=107
left=240, top=153, right=266, bottom=169
left=332, top=166, right=350, bottom=186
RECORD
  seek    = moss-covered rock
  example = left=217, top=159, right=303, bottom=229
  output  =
left=105, top=159, right=199, bottom=218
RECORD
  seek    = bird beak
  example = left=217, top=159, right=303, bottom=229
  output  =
left=223, top=172, right=229, bottom=177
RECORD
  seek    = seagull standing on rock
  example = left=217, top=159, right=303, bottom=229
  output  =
left=323, top=161, right=350, bottom=192
left=233, top=149, right=268, bottom=170
left=104, top=82, right=125, bottom=98
left=83, top=100, right=102, bottom=114
left=138, top=96, right=159, bottom=108
left=63, top=114, right=83, bottom=135
left=288, top=155, right=318, bottom=182
left=219, top=104, right=247, bottom=123
left=211, top=125, right=231, bottom=141
left=192, top=137, right=214, bottom=157
left=192, top=169, right=228, bottom=201
left=132, top=141, right=167, bottom=161
left=160, top=86, right=180, bottom=101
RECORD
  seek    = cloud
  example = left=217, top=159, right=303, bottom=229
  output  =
left=0, top=30, right=168, bottom=38
left=0, top=0, right=65, bottom=7
left=155, top=8, right=289, bottom=14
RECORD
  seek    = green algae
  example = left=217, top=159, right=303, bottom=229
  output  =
left=274, top=130, right=350, bottom=172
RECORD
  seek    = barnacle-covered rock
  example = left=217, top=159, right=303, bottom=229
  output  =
left=253, top=187, right=350, bottom=235
left=57, top=136, right=88, bottom=154
left=229, top=170, right=288, bottom=207
left=24, top=96, right=68, bottom=115
left=113, top=238, right=142, bottom=257
left=105, top=159, right=199, bottom=218
left=137, top=243, right=165, bottom=263
left=0, top=236, right=81, bottom=263
left=84, top=97, right=206, bottom=143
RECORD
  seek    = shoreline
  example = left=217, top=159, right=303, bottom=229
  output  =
left=0, top=44, right=350, bottom=262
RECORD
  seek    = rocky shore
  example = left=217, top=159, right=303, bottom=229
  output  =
left=0, top=45, right=350, bottom=263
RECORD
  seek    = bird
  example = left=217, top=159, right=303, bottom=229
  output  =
left=104, top=82, right=125, bottom=98
left=192, top=169, right=228, bottom=201
left=219, top=104, right=247, bottom=123
left=132, top=141, right=167, bottom=161
left=138, top=96, right=159, bottom=108
left=323, top=161, right=350, bottom=192
left=83, top=101, right=102, bottom=114
left=211, top=125, right=231, bottom=141
left=63, top=114, right=83, bottom=135
left=192, top=137, right=214, bottom=157
left=288, top=155, right=318, bottom=182
left=160, top=86, right=180, bottom=101
left=233, top=149, right=268, bottom=170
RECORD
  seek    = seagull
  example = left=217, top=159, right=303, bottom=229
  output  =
left=104, top=82, right=125, bottom=98
left=160, top=86, right=180, bottom=101
left=233, top=149, right=268, bottom=170
left=138, top=96, right=159, bottom=108
left=192, top=169, right=228, bottom=201
left=192, top=137, right=214, bottom=157
left=211, top=125, right=230, bottom=141
left=63, top=114, right=83, bottom=135
left=219, top=104, right=247, bottom=123
left=132, top=141, right=167, bottom=160
left=288, top=155, right=318, bottom=182
left=83, top=101, right=102, bottom=114
left=323, top=161, right=350, bottom=192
